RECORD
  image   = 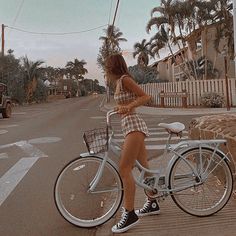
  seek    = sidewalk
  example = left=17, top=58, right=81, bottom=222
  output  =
left=96, top=101, right=236, bottom=236
left=101, top=99, right=236, bottom=116
left=96, top=154, right=236, bottom=236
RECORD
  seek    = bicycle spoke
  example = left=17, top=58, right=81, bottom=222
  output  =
left=169, top=147, right=233, bottom=216
left=54, top=157, right=123, bottom=227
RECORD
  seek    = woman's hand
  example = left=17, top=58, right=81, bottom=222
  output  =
left=115, top=105, right=133, bottom=115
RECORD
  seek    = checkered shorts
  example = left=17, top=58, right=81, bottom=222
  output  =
left=121, top=113, right=149, bottom=137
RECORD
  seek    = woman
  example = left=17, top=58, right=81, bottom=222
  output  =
left=105, top=54, right=160, bottom=234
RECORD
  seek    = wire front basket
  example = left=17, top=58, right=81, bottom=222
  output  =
left=83, top=127, right=108, bottom=154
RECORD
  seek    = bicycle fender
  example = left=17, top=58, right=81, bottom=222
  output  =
left=165, top=145, right=231, bottom=186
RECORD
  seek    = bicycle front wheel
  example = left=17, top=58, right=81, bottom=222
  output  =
left=169, top=147, right=233, bottom=217
left=54, top=156, right=123, bottom=227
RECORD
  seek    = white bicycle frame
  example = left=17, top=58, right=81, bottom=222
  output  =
left=81, top=110, right=231, bottom=194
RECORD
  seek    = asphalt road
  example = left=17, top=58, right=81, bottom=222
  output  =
left=0, top=95, right=204, bottom=236
left=0, top=95, right=106, bottom=236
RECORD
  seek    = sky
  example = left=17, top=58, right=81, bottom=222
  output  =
left=0, top=0, right=162, bottom=85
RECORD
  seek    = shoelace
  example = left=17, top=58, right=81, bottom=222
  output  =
left=141, top=200, right=152, bottom=212
left=116, top=208, right=128, bottom=228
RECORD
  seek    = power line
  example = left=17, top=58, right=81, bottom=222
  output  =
left=5, top=24, right=108, bottom=36
left=108, top=0, right=113, bottom=25
left=11, top=0, right=25, bottom=30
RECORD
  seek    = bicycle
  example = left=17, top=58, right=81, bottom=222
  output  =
left=54, top=110, right=233, bottom=228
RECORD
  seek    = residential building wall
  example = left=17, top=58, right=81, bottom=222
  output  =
left=157, top=59, right=173, bottom=81
left=201, top=26, right=235, bottom=79
left=157, top=24, right=235, bottom=82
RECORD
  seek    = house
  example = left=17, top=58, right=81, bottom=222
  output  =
left=152, top=47, right=189, bottom=82
left=153, top=22, right=235, bottom=82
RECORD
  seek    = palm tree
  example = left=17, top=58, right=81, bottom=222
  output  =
left=99, top=25, right=127, bottom=51
left=149, top=38, right=165, bottom=59
left=66, top=58, right=88, bottom=96
left=97, top=25, right=127, bottom=71
left=66, top=58, right=88, bottom=81
left=213, top=0, right=233, bottom=59
left=147, top=0, right=193, bottom=80
left=133, top=39, right=152, bottom=67
left=147, top=0, right=175, bottom=34
left=22, top=56, right=44, bottom=103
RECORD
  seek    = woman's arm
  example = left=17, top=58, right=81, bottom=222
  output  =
left=116, top=76, right=151, bottom=114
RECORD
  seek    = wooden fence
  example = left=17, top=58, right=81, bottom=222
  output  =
left=141, top=78, right=236, bottom=107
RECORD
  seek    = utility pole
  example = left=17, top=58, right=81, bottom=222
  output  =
left=1, top=24, right=5, bottom=57
left=106, top=0, right=120, bottom=103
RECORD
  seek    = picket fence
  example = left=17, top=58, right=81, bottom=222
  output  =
left=141, top=78, right=236, bottom=107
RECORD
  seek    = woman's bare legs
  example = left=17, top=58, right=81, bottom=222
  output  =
left=119, top=131, right=145, bottom=211
left=137, top=141, right=150, bottom=176
left=135, top=137, right=161, bottom=217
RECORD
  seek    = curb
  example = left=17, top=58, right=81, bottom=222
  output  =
left=100, top=98, right=236, bottom=116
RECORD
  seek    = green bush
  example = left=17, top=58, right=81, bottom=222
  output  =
left=32, top=79, right=48, bottom=103
left=201, top=92, right=225, bottom=108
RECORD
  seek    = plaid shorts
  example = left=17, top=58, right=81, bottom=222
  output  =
left=121, top=113, right=149, bottom=137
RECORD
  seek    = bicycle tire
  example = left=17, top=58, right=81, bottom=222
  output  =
left=169, top=147, right=233, bottom=217
left=54, top=156, right=123, bottom=227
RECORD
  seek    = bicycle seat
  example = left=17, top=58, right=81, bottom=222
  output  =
left=158, top=122, right=185, bottom=134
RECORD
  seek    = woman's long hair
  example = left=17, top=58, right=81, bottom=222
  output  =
left=105, top=54, right=130, bottom=78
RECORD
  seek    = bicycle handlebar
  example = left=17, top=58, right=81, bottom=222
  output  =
left=106, top=110, right=118, bottom=126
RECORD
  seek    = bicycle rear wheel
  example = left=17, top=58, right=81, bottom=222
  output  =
left=54, top=156, right=123, bottom=227
left=169, top=147, right=233, bottom=216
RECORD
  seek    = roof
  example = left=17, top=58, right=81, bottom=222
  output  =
left=151, top=47, right=188, bottom=66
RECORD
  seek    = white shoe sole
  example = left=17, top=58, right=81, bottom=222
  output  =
left=135, top=209, right=160, bottom=217
left=111, top=219, right=140, bottom=233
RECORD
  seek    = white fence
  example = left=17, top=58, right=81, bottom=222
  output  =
left=141, top=78, right=236, bottom=107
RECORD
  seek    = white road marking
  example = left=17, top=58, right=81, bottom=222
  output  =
left=146, top=144, right=178, bottom=150
left=148, top=131, right=188, bottom=135
left=12, top=112, right=26, bottom=115
left=0, top=130, right=8, bottom=135
left=28, top=137, right=62, bottom=144
left=0, top=137, right=61, bottom=206
left=114, top=130, right=188, bottom=137
left=14, top=141, right=48, bottom=157
left=0, top=153, right=8, bottom=159
left=90, top=116, right=105, bottom=119
left=114, top=136, right=188, bottom=142
left=111, top=126, right=188, bottom=151
left=0, top=124, right=18, bottom=128
left=0, top=157, right=39, bottom=206
left=148, top=127, right=168, bottom=131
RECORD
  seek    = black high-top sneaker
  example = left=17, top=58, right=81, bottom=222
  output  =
left=135, top=199, right=160, bottom=217
left=112, top=208, right=139, bottom=233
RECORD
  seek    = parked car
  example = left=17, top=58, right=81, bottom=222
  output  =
left=0, top=83, right=12, bottom=118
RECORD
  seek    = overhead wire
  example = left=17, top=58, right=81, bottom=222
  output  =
left=108, top=0, right=114, bottom=25
left=5, top=24, right=108, bottom=36
left=11, top=0, right=25, bottom=30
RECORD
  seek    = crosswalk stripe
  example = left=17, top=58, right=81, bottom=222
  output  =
left=103, top=118, right=188, bottom=151
left=114, top=136, right=188, bottom=142
left=148, top=127, right=169, bottom=131
left=146, top=144, right=178, bottom=150
left=148, top=131, right=188, bottom=135
left=0, top=153, right=8, bottom=160
left=113, top=131, right=188, bottom=137
left=0, top=157, right=39, bottom=206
